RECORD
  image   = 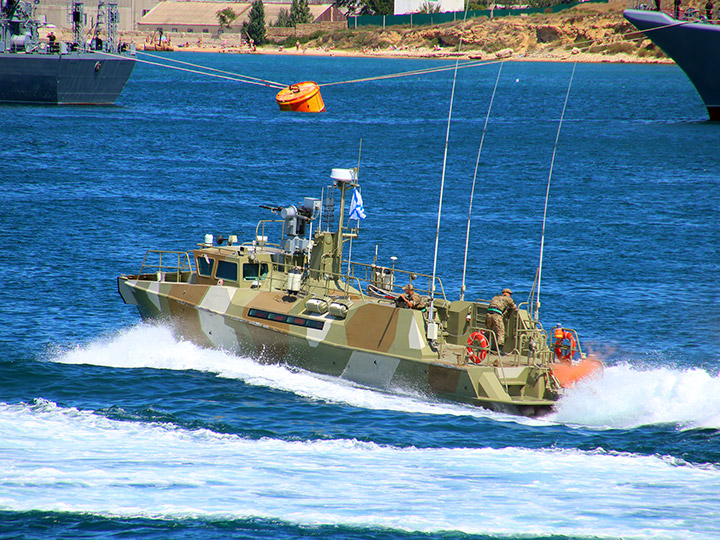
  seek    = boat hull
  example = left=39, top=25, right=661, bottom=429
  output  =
left=624, top=9, right=720, bottom=120
left=0, top=52, right=135, bottom=105
left=118, top=276, right=559, bottom=414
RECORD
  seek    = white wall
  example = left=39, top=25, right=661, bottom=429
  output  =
left=394, top=0, right=463, bottom=15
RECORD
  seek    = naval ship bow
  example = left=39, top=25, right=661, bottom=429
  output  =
left=118, top=167, right=601, bottom=416
left=0, top=0, right=135, bottom=104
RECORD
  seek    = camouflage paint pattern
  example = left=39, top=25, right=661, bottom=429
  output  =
left=118, top=181, right=600, bottom=416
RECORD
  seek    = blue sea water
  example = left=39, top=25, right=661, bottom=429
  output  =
left=1, top=52, right=719, bottom=540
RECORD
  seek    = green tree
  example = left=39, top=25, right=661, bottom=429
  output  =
left=417, top=0, right=441, bottom=12
left=216, top=7, right=238, bottom=34
left=273, top=7, right=294, bottom=27
left=291, top=0, right=312, bottom=24
left=367, top=0, right=393, bottom=14
left=243, top=0, right=266, bottom=45
left=335, top=0, right=393, bottom=15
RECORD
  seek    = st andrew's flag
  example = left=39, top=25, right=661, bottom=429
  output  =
left=349, top=188, right=366, bottom=220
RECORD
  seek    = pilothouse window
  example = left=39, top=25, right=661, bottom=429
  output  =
left=216, top=260, right=238, bottom=282
left=243, top=262, right=269, bottom=281
left=197, top=256, right=214, bottom=277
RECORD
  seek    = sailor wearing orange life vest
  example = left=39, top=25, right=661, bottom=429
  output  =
left=485, top=288, right=517, bottom=354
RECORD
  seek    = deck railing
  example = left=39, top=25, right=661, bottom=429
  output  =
left=136, top=250, right=194, bottom=280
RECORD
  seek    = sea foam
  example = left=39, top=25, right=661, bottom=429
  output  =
left=0, top=399, right=718, bottom=538
left=52, top=323, right=720, bottom=430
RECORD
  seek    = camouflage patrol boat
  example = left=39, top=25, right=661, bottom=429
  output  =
left=118, top=167, right=602, bottom=416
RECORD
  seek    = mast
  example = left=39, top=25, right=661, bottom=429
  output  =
left=344, top=140, right=363, bottom=296
left=330, top=167, right=357, bottom=276
left=106, top=1, right=119, bottom=53
left=70, top=1, right=83, bottom=48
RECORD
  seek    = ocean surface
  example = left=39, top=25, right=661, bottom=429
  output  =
left=1, top=52, right=719, bottom=540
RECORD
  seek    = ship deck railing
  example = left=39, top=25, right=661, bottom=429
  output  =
left=467, top=300, right=556, bottom=366
left=253, top=219, right=285, bottom=251
left=244, top=217, right=447, bottom=302
left=626, top=1, right=715, bottom=22
left=240, top=250, right=446, bottom=305
left=343, top=259, right=447, bottom=303
left=133, top=250, right=195, bottom=282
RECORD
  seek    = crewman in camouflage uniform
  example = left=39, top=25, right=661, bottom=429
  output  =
left=485, top=288, right=517, bottom=354
left=396, top=283, right=425, bottom=310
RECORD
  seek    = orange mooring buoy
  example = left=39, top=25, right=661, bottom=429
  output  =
left=275, top=81, right=325, bottom=113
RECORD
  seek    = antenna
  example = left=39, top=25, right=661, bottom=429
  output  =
left=427, top=4, right=473, bottom=338
left=460, top=61, right=504, bottom=301
left=534, top=62, right=577, bottom=321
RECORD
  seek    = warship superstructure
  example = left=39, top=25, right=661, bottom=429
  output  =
left=0, top=0, right=135, bottom=104
left=118, top=167, right=602, bottom=416
left=624, top=7, right=720, bottom=120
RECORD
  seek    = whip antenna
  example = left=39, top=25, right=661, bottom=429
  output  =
left=460, top=61, right=504, bottom=301
left=534, top=62, right=576, bottom=321
left=427, top=6, right=472, bottom=335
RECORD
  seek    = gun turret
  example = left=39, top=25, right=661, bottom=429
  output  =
left=269, top=198, right=321, bottom=254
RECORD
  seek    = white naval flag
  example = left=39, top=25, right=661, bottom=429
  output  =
left=349, top=188, right=366, bottom=220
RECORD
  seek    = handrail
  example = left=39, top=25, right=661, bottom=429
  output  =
left=257, top=257, right=439, bottom=303
left=552, top=326, right=584, bottom=360
left=137, top=250, right=193, bottom=276
left=254, top=219, right=284, bottom=249
left=345, top=259, right=447, bottom=301
left=464, top=328, right=509, bottom=393
left=251, top=258, right=367, bottom=301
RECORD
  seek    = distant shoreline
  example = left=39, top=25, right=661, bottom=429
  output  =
left=147, top=43, right=672, bottom=65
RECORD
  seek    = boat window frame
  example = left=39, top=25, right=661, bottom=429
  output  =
left=242, top=262, right=269, bottom=282
left=216, top=260, right=239, bottom=282
left=197, top=255, right=215, bottom=277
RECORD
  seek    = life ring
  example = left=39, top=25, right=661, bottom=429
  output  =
left=553, top=328, right=576, bottom=363
left=466, top=331, right=488, bottom=364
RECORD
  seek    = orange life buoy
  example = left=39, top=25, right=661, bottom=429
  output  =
left=553, top=328, right=576, bottom=363
left=466, top=331, right=488, bottom=364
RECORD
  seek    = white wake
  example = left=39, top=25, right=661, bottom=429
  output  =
left=51, top=323, right=720, bottom=430
left=0, top=399, right=718, bottom=539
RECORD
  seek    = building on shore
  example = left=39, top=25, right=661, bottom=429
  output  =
left=138, top=1, right=343, bottom=35
left=34, top=0, right=343, bottom=34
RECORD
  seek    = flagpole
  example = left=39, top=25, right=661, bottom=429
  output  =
left=346, top=185, right=365, bottom=297
left=346, top=232, right=353, bottom=298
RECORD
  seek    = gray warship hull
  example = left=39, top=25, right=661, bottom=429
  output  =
left=624, top=9, right=720, bottom=120
left=0, top=51, right=135, bottom=104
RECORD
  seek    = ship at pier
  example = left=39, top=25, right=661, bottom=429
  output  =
left=0, top=0, right=135, bottom=104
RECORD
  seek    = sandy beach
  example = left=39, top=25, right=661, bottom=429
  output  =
left=148, top=41, right=671, bottom=65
